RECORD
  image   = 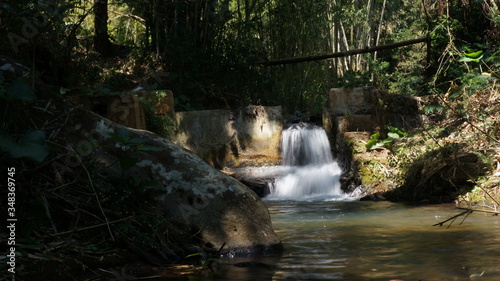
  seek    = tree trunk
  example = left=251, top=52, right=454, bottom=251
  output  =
left=94, top=0, right=114, bottom=57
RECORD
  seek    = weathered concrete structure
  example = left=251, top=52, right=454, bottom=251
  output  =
left=328, top=87, right=376, bottom=116
left=66, top=91, right=282, bottom=170
left=323, top=87, right=424, bottom=194
left=173, top=105, right=283, bottom=168
left=66, top=90, right=175, bottom=131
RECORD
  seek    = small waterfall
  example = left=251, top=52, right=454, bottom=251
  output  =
left=269, top=123, right=343, bottom=198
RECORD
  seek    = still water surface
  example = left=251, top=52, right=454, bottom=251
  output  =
left=213, top=199, right=500, bottom=281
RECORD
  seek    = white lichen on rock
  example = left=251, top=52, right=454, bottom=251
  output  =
left=136, top=160, right=183, bottom=191
left=96, top=120, right=114, bottom=139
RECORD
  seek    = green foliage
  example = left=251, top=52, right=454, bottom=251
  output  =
left=140, top=94, right=177, bottom=139
left=423, top=104, right=444, bottom=114
left=365, top=126, right=406, bottom=150
left=459, top=49, right=483, bottom=63
left=0, top=70, right=49, bottom=162
left=1, top=79, right=36, bottom=101
left=339, top=70, right=372, bottom=88
left=0, top=129, right=49, bottom=162
left=185, top=252, right=221, bottom=271
left=109, top=127, right=162, bottom=151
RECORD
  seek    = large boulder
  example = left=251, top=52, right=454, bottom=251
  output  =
left=45, top=101, right=282, bottom=258
left=117, top=126, right=283, bottom=255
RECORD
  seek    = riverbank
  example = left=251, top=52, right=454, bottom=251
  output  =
left=349, top=87, right=500, bottom=207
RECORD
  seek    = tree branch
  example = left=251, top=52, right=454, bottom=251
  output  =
left=109, top=9, right=146, bottom=24
left=47, top=216, right=134, bottom=237
left=433, top=207, right=500, bottom=228
left=255, top=37, right=430, bottom=66
left=433, top=209, right=472, bottom=228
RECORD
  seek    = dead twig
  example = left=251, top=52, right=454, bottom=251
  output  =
left=456, top=207, right=500, bottom=215
left=69, top=146, right=116, bottom=241
left=41, top=195, right=58, bottom=234
left=433, top=206, right=500, bottom=228
left=433, top=209, right=473, bottom=228
left=47, top=216, right=134, bottom=237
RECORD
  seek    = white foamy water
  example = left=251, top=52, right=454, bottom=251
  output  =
left=268, top=123, right=344, bottom=199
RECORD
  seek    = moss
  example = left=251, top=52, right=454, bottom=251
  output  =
left=347, top=138, right=367, bottom=154
left=356, top=159, right=383, bottom=189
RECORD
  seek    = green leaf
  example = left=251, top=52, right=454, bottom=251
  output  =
left=0, top=129, right=49, bottom=162
left=367, top=142, right=385, bottom=150
left=382, top=138, right=393, bottom=144
left=365, top=139, right=378, bottom=149
left=369, top=132, right=380, bottom=141
left=186, top=253, right=202, bottom=259
left=118, top=127, right=130, bottom=139
left=119, top=156, right=138, bottom=170
left=365, top=132, right=381, bottom=149
left=109, top=128, right=131, bottom=142
left=387, top=132, right=400, bottom=139
left=424, top=104, right=444, bottom=114
left=458, top=56, right=482, bottom=63
left=21, top=130, right=45, bottom=143
left=386, top=126, right=406, bottom=137
left=4, top=80, right=36, bottom=101
left=59, top=87, right=70, bottom=95
left=464, top=50, right=483, bottom=58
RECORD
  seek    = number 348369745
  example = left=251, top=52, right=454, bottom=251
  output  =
left=7, top=167, right=16, bottom=216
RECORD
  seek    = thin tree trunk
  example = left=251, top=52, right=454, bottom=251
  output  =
left=94, top=0, right=113, bottom=56
left=373, top=0, right=387, bottom=61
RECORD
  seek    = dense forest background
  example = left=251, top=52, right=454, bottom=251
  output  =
left=0, top=1, right=499, bottom=278
left=1, top=0, right=497, bottom=114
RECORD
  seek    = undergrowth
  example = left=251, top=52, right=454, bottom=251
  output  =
left=385, top=70, right=499, bottom=207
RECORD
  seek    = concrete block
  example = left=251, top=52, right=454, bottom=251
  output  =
left=172, top=105, right=282, bottom=168
left=329, top=87, right=375, bottom=115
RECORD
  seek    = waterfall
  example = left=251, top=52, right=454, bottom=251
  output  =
left=269, top=123, right=343, bottom=198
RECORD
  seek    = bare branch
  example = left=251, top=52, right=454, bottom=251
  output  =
left=256, top=37, right=430, bottom=66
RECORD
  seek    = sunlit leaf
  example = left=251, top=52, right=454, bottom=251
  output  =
left=387, top=132, right=400, bottom=139
left=367, top=142, right=385, bottom=150
left=464, top=50, right=483, bottom=58
left=458, top=56, right=482, bottom=63
left=382, top=138, right=393, bottom=144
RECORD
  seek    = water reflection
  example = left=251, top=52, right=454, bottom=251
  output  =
left=155, top=200, right=500, bottom=281
left=265, top=200, right=500, bottom=281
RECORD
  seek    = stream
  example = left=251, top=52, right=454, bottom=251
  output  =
left=163, top=124, right=500, bottom=281
left=213, top=199, right=500, bottom=281
left=211, top=124, right=500, bottom=280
